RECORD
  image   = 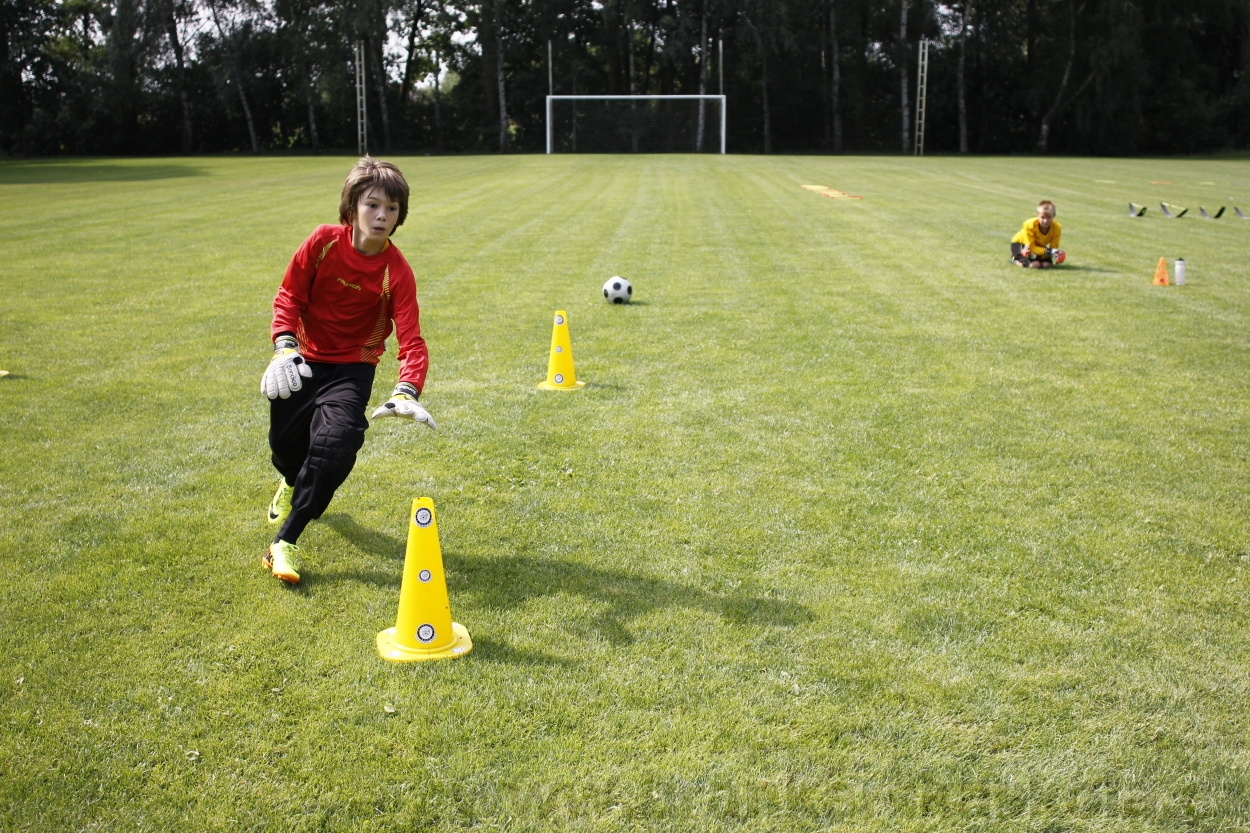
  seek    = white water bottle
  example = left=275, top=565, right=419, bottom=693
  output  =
left=1174, top=258, right=1186, bottom=286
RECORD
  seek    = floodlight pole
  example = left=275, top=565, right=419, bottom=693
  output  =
left=718, top=37, right=724, bottom=95
left=914, top=38, right=929, bottom=156
left=355, top=40, right=368, bottom=156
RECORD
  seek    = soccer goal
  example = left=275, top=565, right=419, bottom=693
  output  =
left=546, top=95, right=726, bottom=154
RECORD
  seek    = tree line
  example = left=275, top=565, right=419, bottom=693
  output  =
left=2, top=0, right=1248, bottom=156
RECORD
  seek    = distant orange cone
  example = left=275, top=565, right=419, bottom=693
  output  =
left=1153, top=257, right=1169, bottom=286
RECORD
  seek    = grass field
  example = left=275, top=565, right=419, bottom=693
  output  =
left=2, top=152, right=1249, bottom=832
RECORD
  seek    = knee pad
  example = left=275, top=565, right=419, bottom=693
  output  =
left=308, top=422, right=365, bottom=470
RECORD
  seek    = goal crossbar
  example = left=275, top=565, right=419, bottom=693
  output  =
left=546, top=95, right=726, bottom=154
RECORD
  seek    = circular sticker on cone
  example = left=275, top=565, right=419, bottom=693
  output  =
left=418, top=569, right=431, bottom=582
left=554, top=374, right=564, bottom=384
left=555, top=314, right=565, bottom=325
left=415, top=507, right=433, bottom=527
left=416, top=624, right=436, bottom=643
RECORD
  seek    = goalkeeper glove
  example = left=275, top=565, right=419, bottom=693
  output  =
left=371, top=382, right=437, bottom=429
left=261, top=335, right=313, bottom=400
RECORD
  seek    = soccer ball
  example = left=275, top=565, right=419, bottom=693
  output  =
left=603, top=277, right=633, bottom=304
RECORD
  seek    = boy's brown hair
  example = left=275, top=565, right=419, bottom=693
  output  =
left=1037, top=199, right=1056, bottom=215
left=339, top=156, right=410, bottom=233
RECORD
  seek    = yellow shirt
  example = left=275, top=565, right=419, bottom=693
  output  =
left=1011, top=217, right=1062, bottom=255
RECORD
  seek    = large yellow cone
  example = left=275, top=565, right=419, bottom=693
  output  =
left=538, top=310, right=585, bottom=390
left=377, top=497, right=472, bottom=663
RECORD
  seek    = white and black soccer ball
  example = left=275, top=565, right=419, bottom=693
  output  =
left=603, top=276, right=633, bottom=304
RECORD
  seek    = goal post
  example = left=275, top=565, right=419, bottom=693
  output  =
left=546, top=95, right=726, bottom=154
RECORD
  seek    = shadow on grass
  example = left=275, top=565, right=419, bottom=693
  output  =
left=323, top=513, right=403, bottom=564
left=320, top=512, right=814, bottom=651
left=0, top=161, right=208, bottom=184
left=1005, top=264, right=1118, bottom=275
left=456, top=550, right=814, bottom=648
left=465, top=636, right=575, bottom=668
left=577, top=382, right=627, bottom=391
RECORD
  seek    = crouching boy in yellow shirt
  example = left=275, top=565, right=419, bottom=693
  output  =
left=1011, top=200, right=1065, bottom=268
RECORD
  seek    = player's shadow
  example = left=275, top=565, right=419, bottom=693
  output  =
left=320, top=512, right=814, bottom=656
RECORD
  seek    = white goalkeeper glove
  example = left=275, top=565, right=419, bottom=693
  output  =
left=371, top=382, right=436, bottom=429
left=261, top=335, right=313, bottom=400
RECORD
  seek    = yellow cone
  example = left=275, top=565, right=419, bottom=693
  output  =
left=377, top=497, right=472, bottom=663
left=538, top=310, right=585, bottom=391
left=1153, top=257, right=1169, bottom=286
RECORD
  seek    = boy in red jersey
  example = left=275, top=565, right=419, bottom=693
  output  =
left=1010, top=199, right=1065, bottom=268
left=259, top=157, right=435, bottom=585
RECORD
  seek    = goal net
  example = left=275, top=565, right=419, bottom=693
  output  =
left=546, top=95, right=726, bottom=154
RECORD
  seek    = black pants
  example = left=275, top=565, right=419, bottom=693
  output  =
left=269, top=362, right=375, bottom=544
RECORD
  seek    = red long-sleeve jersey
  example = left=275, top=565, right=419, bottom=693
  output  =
left=271, top=224, right=428, bottom=394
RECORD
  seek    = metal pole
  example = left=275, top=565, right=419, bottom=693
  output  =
left=718, top=37, right=724, bottom=95
left=914, top=38, right=929, bottom=156
left=355, top=41, right=360, bottom=155
left=720, top=95, right=726, bottom=154
left=355, top=41, right=367, bottom=156
left=913, top=38, right=920, bottom=155
left=548, top=40, right=553, bottom=97
left=546, top=96, right=552, bottom=154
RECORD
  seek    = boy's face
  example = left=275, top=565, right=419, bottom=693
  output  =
left=1037, top=205, right=1055, bottom=231
left=352, top=186, right=401, bottom=254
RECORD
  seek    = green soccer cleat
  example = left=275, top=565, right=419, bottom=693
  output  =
left=268, top=479, right=294, bottom=525
left=262, top=540, right=301, bottom=585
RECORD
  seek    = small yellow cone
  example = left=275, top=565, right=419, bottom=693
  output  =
left=1153, top=257, right=1170, bottom=286
left=377, top=498, right=472, bottom=663
left=538, top=310, right=585, bottom=391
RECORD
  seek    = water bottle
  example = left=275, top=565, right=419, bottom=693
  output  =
left=1174, top=258, right=1186, bottom=286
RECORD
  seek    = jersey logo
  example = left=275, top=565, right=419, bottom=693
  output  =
left=337, top=277, right=362, bottom=291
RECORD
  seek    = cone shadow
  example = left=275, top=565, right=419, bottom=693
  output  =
left=449, top=551, right=815, bottom=644
left=464, top=636, right=575, bottom=668
left=321, top=513, right=815, bottom=655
